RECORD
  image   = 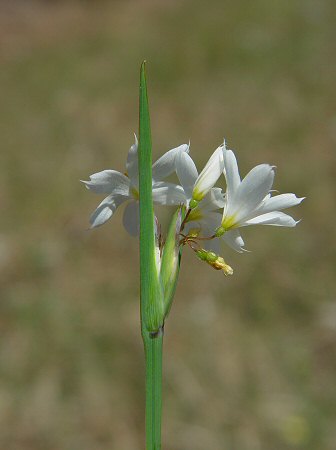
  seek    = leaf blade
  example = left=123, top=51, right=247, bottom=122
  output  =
left=139, top=61, right=163, bottom=333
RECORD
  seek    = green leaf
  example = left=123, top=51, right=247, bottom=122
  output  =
left=139, top=62, right=164, bottom=450
left=138, top=61, right=164, bottom=334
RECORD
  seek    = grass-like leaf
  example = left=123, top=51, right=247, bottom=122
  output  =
left=139, top=61, right=164, bottom=450
left=138, top=61, right=164, bottom=334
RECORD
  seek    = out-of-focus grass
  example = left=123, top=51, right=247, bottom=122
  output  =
left=0, top=1, right=335, bottom=449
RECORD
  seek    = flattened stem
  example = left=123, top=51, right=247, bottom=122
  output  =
left=139, top=61, right=163, bottom=450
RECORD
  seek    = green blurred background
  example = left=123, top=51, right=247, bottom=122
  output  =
left=0, top=1, right=335, bottom=449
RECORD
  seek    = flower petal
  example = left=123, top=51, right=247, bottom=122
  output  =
left=203, top=236, right=221, bottom=255
left=175, top=151, right=198, bottom=200
left=90, top=194, right=126, bottom=228
left=152, top=182, right=186, bottom=205
left=82, top=170, right=130, bottom=195
left=226, top=164, right=275, bottom=223
left=126, top=134, right=139, bottom=186
left=192, top=144, right=225, bottom=201
left=198, top=187, right=225, bottom=212
left=256, top=193, right=305, bottom=215
left=221, top=229, right=247, bottom=253
left=200, top=211, right=223, bottom=235
left=223, top=149, right=241, bottom=207
left=123, top=201, right=140, bottom=236
left=152, top=143, right=189, bottom=181
left=242, top=211, right=298, bottom=227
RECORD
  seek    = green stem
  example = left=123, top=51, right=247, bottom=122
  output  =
left=143, top=332, right=163, bottom=450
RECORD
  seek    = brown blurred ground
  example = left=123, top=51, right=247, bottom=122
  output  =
left=0, top=1, right=335, bottom=449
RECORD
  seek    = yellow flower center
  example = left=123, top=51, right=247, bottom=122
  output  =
left=186, top=207, right=203, bottom=223
left=221, top=214, right=237, bottom=231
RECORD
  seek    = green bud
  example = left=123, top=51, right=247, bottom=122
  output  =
left=206, top=251, right=218, bottom=262
left=160, top=208, right=183, bottom=318
left=215, top=226, right=226, bottom=237
left=189, top=199, right=199, bottom=209
left=196, top=249, right=208, bottom=261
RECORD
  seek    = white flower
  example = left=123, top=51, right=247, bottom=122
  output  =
left=82, top=135, right=188, bottom=235
left=184, top=188, right=225, bottom=254
left=175, top=143, right=225, bottom=207
left=216, top=149, right=305, bottom=252
left=184, top=187, right=223, bottom=230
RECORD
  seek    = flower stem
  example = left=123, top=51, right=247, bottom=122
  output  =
left=143, top=331, right=163, bottom=450
left=180, top=207, right=191, bottom=231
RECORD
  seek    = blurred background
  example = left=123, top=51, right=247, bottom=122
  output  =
left=0, top=1, right=335, bottom=449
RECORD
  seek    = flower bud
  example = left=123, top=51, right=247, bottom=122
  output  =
left=196, top=249, right=208, bottom=261
left=189, top=199, right=199, bottom=209
left=196, top=249, right=233, bottom=276
left=212, top=256, right=233, bottom=276
left=206, top=251, right=218, bottom=262
left=160, top=208, right=183, bottom=318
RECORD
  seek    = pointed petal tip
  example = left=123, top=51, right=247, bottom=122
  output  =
left=233, top=240, right=250, bottom=253
left=89, top=220, right=100, bottom=229
left=80, top=180, right=91, bottom=190
left=238, top=245, right=251, bottom=253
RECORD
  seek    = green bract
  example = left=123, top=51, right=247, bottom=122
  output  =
left=160, top=207, right=183, bottom=318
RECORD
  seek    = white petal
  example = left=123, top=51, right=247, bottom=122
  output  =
left=152, top=182, right=186, bottom=205
left=123, top=201, right=140, bottom=236
left=126, top=134, right=139, bottom=185
left=223, top=149, right=241, bottom=203
left=152, top=143, right=189, bottom=181
left=90, top=195, right=126, bottom=228
left=203, top=236, right=221, bottom=255
left=226, top=164, right=275, bottom=223
left=187, top=210, right=222, bottom=232
left=242, top=211, right=298, bottom=227
left=82, top=170, right=130, bottom=195
left=200, top=212, right=223, bottom=234
left=221, top=229, right=247, bottom=253
left=175, top=151, right=198, bottom=200
left=198, top=188, right=225, bottom=212
left=192, top=145, right=224, bottom=201
left=255, top=193, right=305, bottom=215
